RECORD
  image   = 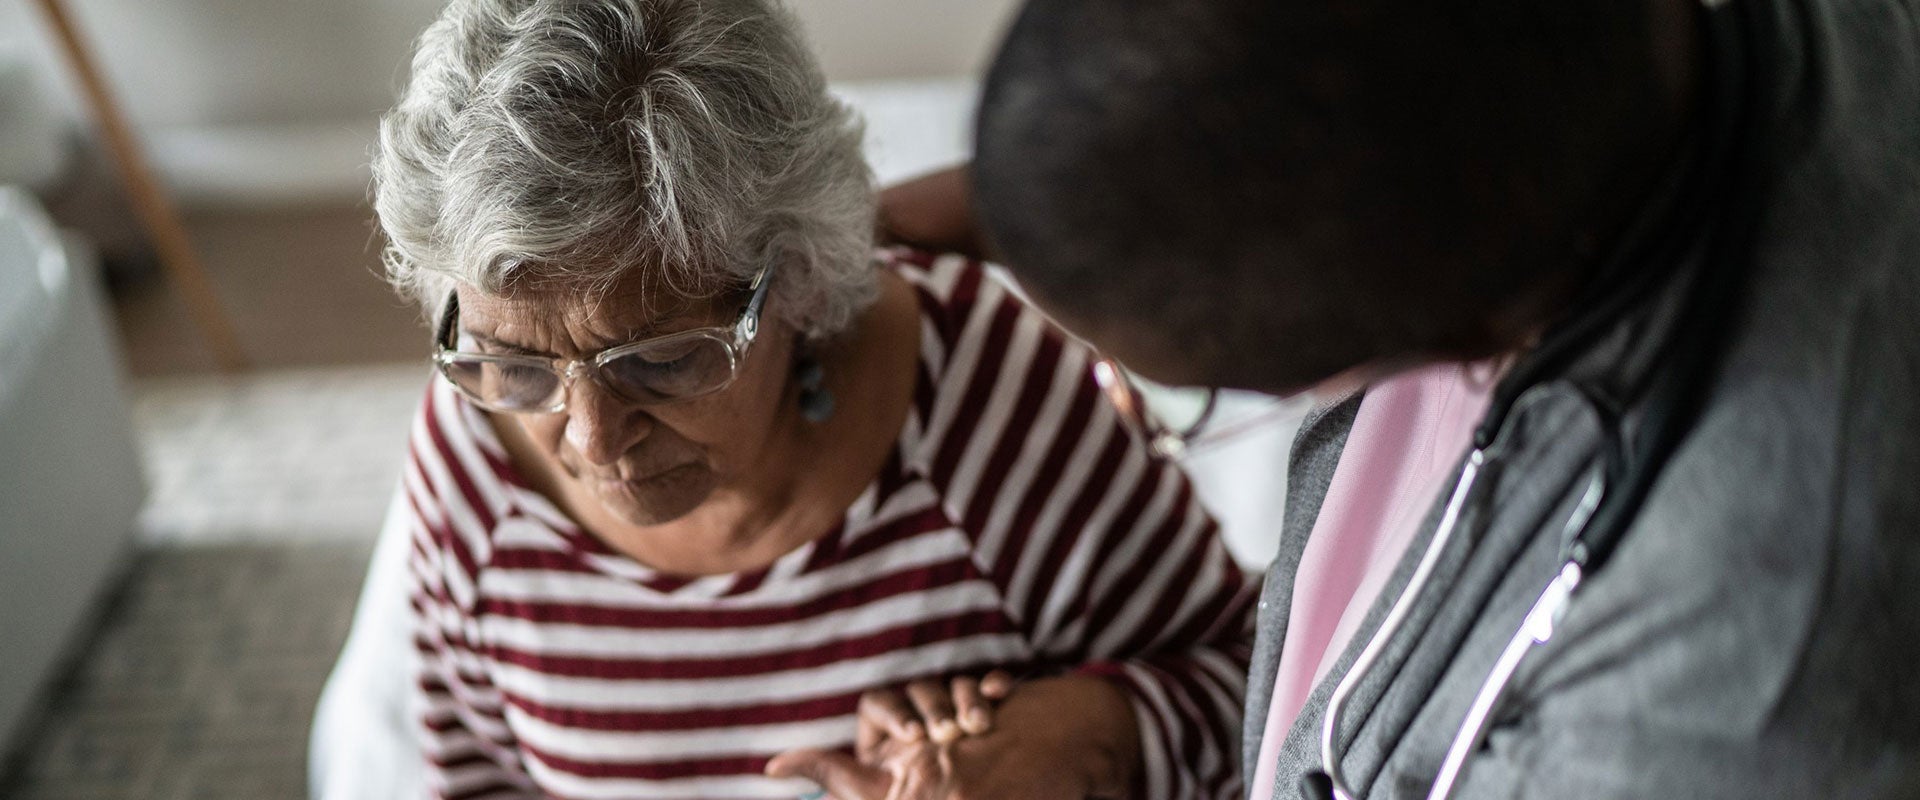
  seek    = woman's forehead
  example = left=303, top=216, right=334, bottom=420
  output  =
left=457, top=273, right=727, bottom=340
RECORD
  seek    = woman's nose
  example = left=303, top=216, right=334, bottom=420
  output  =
left=562, top=377, right=652, bottom=466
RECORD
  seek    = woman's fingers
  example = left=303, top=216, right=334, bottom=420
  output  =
left=765, top=748, right=891, bottom=800
left=905, top=679, right=962, bottom=743
left=960, top=670, right=1016, bottom=735
left=951, top=676, right=991, bottom=735
left=980, top=669, right=1016, bottom=700
left=857, top=688, right=925, bottom=759
left=861, top=671, right=1020, bottom=759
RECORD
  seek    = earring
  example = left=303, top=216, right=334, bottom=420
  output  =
left=795, top=351, right=835, bottom=423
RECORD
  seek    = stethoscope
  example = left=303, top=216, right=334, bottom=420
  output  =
left=1304, top=394, right=1615, bottom=800
left=1297, top=1, right=1760, bottom=796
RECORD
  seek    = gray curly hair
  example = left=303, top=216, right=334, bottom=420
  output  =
left=374, top=0, right=877, bottom=338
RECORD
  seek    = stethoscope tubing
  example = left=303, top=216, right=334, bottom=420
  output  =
left=1424, top=472, right=1604, bottom=799
left=1318, top=448, right=1489, bottom=800
left=1305, top=0, right=1756, bottom=786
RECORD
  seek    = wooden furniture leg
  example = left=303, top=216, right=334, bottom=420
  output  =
left=31, top=0, right=249, bottom=371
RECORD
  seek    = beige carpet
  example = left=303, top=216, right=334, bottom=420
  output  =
left=0, top=362, right=427, bottom=799
left=131, top=362, right=426, bottom=544
left=0, top=544, right=370, bottom=800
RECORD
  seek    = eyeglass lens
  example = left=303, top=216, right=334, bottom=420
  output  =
left=596, top=336, right=732, bottom=402
left=441, top=359, right=563, bottom=410
left=442, top=334, right=735, bottom=411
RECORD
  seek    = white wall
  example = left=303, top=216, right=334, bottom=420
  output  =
left=0, top=0, right=444, bottom=128
left=0, top=0, right=1020, bottom=204
left=796, top=1, right=1022, bottom=82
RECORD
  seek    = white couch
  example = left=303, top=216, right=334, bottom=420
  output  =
left=0, top=187, right=144, bottom=751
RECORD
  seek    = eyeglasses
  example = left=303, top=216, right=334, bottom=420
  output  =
left=432, top=265, right=773, bottom=413
left=1090, top=357, right=1302, bottom=460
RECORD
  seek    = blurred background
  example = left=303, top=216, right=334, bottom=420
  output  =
left=0, top=1, right=1292, bottom=797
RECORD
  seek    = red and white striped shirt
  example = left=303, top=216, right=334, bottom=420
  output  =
left=406, top=250, right=1255, bottom=800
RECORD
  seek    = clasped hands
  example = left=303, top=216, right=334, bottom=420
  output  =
left=766, top=671, right=1140, bottom=800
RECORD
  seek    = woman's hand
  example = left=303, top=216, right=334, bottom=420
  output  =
left=855, top=671, right=1017, bottom=760
left=766, top=675, right=1141, bottom=800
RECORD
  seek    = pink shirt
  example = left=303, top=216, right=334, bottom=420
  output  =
left=1247, top=362, right=1496, bottom=800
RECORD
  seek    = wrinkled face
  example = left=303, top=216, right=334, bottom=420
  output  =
left=454, top=271, right=793, bottom=527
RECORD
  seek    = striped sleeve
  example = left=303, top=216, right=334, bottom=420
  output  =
left=405, top=382, right=542, bottom=800
left=913, top=257, right=1257, bottom=800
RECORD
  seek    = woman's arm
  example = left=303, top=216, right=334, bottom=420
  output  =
left=403, top=389, right=542, bottom=800
left=950, top=309, right=1255, bottom=799
left=772, top=507, right=1255, bottom=800
left=786, top=262, right=1255, bottom=799
left=769, top=674, right=1142, bottom=799
left=413, top=528, right=535, bottom=799
left=1042, top=489, right=1256, bottom=800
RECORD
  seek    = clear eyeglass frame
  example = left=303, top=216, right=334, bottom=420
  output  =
left=1092, top=358, right=1217, bottom=459
left=431, top=264, right=773, bottom=414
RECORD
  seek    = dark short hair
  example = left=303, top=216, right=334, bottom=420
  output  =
left=975, top=0, right=1670, bottom=390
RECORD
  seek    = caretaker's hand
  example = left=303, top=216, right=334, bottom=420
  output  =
left=875, top=164, right=996, bottom=262
left=766, top=675, right=1140, bottom=800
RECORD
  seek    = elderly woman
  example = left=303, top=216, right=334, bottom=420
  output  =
left=370, top=0, right=1253, bottom=798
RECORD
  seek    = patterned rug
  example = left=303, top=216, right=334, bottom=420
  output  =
left=0, top=544, right=370, bottom=799
left=1, top=362, right=426, bottom=799
left=131, top=362, right=427, bottom=544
